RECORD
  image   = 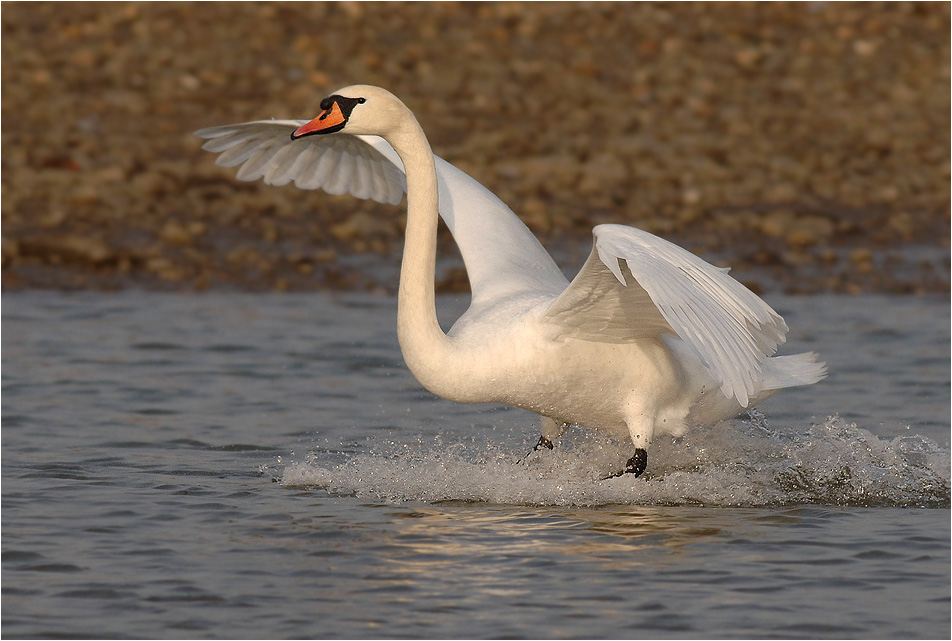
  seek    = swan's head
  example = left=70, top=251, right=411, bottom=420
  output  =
left=290, top=85, right=405, bottom=140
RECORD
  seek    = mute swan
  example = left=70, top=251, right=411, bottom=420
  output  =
left=195, top=85, right=826, bottom=478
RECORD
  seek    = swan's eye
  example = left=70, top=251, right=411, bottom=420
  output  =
left=357, top=97, right=366, bottom=104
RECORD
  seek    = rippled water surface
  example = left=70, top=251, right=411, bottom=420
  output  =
left=3, top=292, right=949, bottom=639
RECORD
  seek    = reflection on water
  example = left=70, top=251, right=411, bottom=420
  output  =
left=294, top=496, right=948, bottom=641
left=580, top=507, right=723, bottom=541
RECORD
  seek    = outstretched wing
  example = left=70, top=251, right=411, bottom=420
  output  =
left=195, top=121, right=567, bottom=302
left=195, top=120, right=407, bottom=204
left=543, top=224, right=788, bottom=406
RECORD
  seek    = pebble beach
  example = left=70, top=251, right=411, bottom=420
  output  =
left=2, top=2, right=949, bottom=294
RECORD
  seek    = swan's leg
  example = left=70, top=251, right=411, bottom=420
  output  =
left=603, top=413, right=654, bottom=479
left=534, top=416, right=569, bottom=450
left=522, top=417, right=569, bottom=461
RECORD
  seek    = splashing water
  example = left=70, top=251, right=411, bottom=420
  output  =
left=282, top=415, right=950, bottom=508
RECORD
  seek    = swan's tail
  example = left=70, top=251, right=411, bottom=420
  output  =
left=687, top=351, right=827, bottom=425
left=761, top=352, right=827, bottom=391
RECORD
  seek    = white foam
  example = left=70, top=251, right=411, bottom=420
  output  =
left=282, top=416, right=950, bottom=508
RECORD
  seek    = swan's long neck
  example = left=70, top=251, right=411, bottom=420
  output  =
left=385, top=115, right=456, bottom=396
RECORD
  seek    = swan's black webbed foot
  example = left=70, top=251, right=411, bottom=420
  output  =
left=534, top=436, right=554, bottom=451
left=519, top=435, right=554, bottom=464
left=602, top=448, right=648, bottom=480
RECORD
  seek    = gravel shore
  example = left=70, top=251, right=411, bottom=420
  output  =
left=2, top=2, right=949, bottom=294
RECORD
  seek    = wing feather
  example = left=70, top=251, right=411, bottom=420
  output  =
left=236, top=140, right=285, bottom=182
left=201, top=130, right=261, bottom=154
left=323, top=147, right=353, bottom=196
left=348, top=151, right=372, bottom=200
left=196, top=120, right=406, bottom=205
left=292, top=145, right=324, bottom=191
left=215, top=137, right=268, bottom=168
left=544, top=224, right=788, bottom=405
left=263, top=143, right=305, bottom=186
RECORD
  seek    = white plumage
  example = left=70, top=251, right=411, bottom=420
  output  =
left=196, top=85, right=825, bottom=477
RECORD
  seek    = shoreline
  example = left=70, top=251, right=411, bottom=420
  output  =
left=3, top=3, right=948, bottom=295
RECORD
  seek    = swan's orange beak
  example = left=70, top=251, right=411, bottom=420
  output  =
left=291, top=101, right=345, bottom=139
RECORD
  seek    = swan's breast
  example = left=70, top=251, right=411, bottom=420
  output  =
left=443, top=306, right=692, bottom=433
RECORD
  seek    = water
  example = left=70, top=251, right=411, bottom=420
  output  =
left=2, top=291, right=949, bottom=639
